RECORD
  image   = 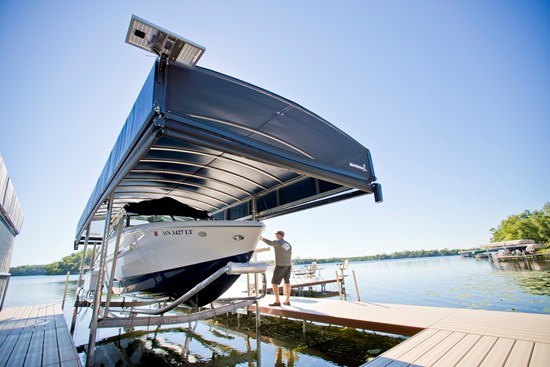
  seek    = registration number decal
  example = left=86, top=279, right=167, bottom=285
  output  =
left=153, top=229, right=193, bottom=236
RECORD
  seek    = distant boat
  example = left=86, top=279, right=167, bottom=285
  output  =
left=462, top=240, right=535, bottom=259
left=459, top=249, right=485, bottom=257
left=490, top=243, right=548, bottom=262
left=474, top=244, right=530, bottom=259
left=95, top=197, right=265, bottom=306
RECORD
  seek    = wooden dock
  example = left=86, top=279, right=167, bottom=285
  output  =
left=266, top=277, right=344, bottom=296
left=0, top=303, right=81, bottom=366
left=251, top=296, right=550, bottom=367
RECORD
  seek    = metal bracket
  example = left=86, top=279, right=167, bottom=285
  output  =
left=155, top=56, right=167, bottom=84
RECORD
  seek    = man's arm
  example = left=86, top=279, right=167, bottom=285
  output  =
left=260, top=237, right=275, bottom=246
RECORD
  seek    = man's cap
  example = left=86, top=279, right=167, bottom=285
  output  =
left=275, top=230, right=285, bottom=236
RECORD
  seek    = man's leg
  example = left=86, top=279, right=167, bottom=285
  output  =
left=284, top=282, right=291, bottom=304
left=272, top=284, right=280, bottom=303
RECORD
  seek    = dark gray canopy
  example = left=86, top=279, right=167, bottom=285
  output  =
left=74, top=61, right=381, bottom=243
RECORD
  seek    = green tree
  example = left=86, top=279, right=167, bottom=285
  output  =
left=10, top=249, right=94, bottom=276
left=490, top=202, right=550, bottom=244
left=43, top=249, right=93, bottom=275
left=8, top=264, right=46, bottom=276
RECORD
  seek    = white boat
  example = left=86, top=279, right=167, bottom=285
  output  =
left=99, top=198, right=265, bottom=306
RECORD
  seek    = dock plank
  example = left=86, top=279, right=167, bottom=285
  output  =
left=503, top=340, right=534, bottom=367
left=373, top=329, right=439, bottom=363
left=0, top=304, right=36, bottom=365
left=478, top=337, right=516, bottom=367
left=413, top=331, right=466, bottom=366
left=363, top=331, right=453, bottom=367
left=53, top=304, right=81, bottom=365
left=365, top=329, right=439, bottom=367
left=0, top=306, right=20, bottom=331
left=6, top=304, right=39, bottom=366
left=530, top=342, right=550, bottom=367
left=42, top=305, right=61, bottom=366
left=23, top=304, right=48, bottom=367
left=0, top=303, right=81, bottom=367
left=431, top=333, right=481, bottom=367
left=387, top=330, right=453, bottom=365
left=450, top=335, right=497, bottom=367
left=431, top=308, right=550, bottom=343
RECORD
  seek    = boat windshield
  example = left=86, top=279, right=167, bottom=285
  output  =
left=128, top=215, right=196, bottom=226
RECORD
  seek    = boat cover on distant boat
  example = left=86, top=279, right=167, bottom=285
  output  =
left=75, top=61, right=382, bottom=242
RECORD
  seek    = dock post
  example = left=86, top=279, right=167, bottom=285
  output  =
left=62, top=271, right=70, bottom=310
left=336, top=271, right=342, bottom=300
left=255, top=300, right=261, bottom=329
left=70, top=293, right=78, bottom=336
left=256, top=301, right=262, bottom=367
left=340, top=267, right=347, bottom=300
left=255, top=299, right=261, bottom=363
left=352, top=270, right=361, bottom=302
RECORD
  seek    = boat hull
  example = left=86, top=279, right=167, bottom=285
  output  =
left=113, top=251, right=254, bottom=306
left=102, top=220, right=265, bottom=306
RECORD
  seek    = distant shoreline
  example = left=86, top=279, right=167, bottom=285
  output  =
left=292, top=248, right=460, bottom=265
left=9, top=248, right=462, bottom=276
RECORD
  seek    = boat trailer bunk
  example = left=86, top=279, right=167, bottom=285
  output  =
left=72, top=59, right=382, bottom=364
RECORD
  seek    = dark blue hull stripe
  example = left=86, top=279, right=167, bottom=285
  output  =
left=116, top=251, right=253, bottom=306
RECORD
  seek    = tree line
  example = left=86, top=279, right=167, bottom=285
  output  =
left=293, top=248, right=460, bottom=265
left=9, top=250, right=93, bottom=276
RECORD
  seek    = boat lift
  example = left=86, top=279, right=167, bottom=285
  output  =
left=72, top=201, right=268, bottom=366
left=72, top=16, right=382, bottom=366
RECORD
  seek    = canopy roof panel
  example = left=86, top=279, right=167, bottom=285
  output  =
left=75, top=61, right=381, bottom=242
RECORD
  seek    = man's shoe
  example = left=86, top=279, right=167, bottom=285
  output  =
left=283, top=301, right=291, bottom=306
left=269, top=302, right=281, bottom=307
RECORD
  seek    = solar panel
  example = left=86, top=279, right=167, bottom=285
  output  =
left=125, top=15, right=205, bottom=68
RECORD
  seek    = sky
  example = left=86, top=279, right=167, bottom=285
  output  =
left=1, top=1, right=548, bottom=266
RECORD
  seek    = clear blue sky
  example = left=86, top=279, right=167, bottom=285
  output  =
left=1, top=1, right=548, bottom=266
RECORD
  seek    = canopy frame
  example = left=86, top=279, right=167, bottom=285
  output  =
left=74, top=60, right=382, bottom=245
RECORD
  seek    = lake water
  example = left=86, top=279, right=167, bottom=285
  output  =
left=3, top=255, right=550, bottom=366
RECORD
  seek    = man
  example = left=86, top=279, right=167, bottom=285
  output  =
left=260, top=230, right=292, bottom=306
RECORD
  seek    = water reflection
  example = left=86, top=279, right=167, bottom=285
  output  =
left=275, top=346, right=295, bottom=367
left=488, top=258, right=550, bottom=298
left=87, top=322, right=262, bottom=366
left=489, top=257, right=550, bottom=272
left=79, top=311, right=396, bottom=367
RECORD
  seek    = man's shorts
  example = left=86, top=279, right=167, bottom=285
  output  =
left=271, top=266, right=292, bottom=285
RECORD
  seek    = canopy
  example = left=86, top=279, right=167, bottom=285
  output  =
left=74, top=60, right=381, bottom=244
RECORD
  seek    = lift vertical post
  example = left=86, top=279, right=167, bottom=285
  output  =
left=77, top=224, right=91, bottom=287
left=104, top=220, right=123, bottom=317
left=86, top=194, right=114, bottom=367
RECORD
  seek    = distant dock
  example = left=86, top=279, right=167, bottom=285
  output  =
left=0, top=303, right=81, bottom=366
left=251, top=296, right=550, bottom=367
